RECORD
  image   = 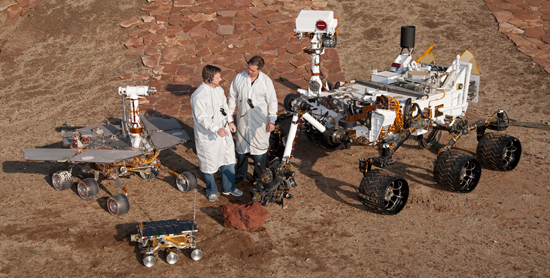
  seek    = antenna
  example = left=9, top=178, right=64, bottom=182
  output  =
left=121, top=95, right=127, bottom=138
left=193, top=189, right=196, bottom=231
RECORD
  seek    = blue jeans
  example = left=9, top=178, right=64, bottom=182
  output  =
left=236, top=152, right=267, bottom=183
left=202, top=164, right=235, bottom=196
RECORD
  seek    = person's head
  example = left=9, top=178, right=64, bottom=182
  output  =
left=202, top=65, right=222, bottom=86
left=246, top=56, right=264, bottom=79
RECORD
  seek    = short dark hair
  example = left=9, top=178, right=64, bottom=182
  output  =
left=202, top=65, right=221, bottom=81
left=247, top=55, right=264, bottom=70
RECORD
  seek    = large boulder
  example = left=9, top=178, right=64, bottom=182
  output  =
left=222, top=202, right=270, bottom=231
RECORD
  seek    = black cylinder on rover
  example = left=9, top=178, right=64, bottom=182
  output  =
left=400, top=26, right=415, bottom=49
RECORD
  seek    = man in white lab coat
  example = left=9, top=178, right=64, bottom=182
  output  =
left=191, top=65, right=243, bottom=202
left=228, top=56, right=278, bottom=187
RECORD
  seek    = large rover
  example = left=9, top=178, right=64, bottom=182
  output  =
left=260, top=10, right=521, bottom=214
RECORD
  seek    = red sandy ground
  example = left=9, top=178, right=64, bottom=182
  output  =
left=1, top=0, right=550, bottom=277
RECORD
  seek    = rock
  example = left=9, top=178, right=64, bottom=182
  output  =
left=134, top=73, right=150, bottom=81
left=16, top=0, right=30, bottom=8
left=142, top=15, right=154, bottom=23
left=125, top=48, right=143, bottom=56
left=7, top=5, right=22, bottom=19
left=29, top=0, right=41, bottom=9
left=285, top=43, right=303, bottom=54
left=0, top=2, right=16, bottom=12
left=312, top=1, right=328, bottom=8
left=119, top=73, right=132, bottom=80
left=222, top=202, right=270, bottom=232
left=141, top=56, right=159, bottom=67
left=499, top=22, right=524, bottom=34
left=217, top=24, right=234, bottom=35
left=188, top=25, right=209, bottom=39
left=265, top=13, right=292, bottom=24
left=141, top=5, right=158, bottom=12
left=188, top=12, right=216, bottom=22
left=218, top=10, right=237, bottom=17
left=124, top=37, right=142, bottom=48
left=161, top=47, right=185, bottom=61
left=234, top=0, right=253, bottom=7
left=174, top=0, right=194, bottom=7
left=120, top=18, right=139, bottom=28
left=524, top=27, right=545, bottom=38
left=492, top=10, right=514, bottom=23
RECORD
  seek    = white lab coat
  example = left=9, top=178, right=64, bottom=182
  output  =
left=191, top=83, right=235, bottom=174
left=228, top=71, right=278, bottom=155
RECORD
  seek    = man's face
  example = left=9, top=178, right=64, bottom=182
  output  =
left=246, top=64, right=260, bottom=79
left=212, top=72, right=222, bottom=86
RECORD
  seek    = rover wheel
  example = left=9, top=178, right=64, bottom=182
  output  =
left=77, top=178, right=99, bottom=200
left=52, top=170, right=73, bottom=191
left=139, top=169, right=159, bottom=181
left=358, top=169, right=409, bottom=215
left=434, top=151, right=481, bottom=193
left=283, top=93, right=300, bottom=111
left=190, top=248, right=203, bottom=261
left=143, top=255, right=156, bottom=267
left=476, top=133, right=521, bottom=171
left=107, top=194, right=130, bottom=216
left=305, top=122, right=340, bottom=149
left=418, top=129, right=442, bottom=149
left=268, top=127, right=287, bottom=160
left=176, top=171, right=197, bottom=192
left=165, top=251, right=179, bottom=265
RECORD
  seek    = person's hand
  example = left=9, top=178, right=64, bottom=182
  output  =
left=228, top=122, right=236, bottom=133
left=217, top=128, right=229, bottom=137
left=267, top=123, right=275, bottom=132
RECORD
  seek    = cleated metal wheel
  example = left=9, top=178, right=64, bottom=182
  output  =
left=107, top=194, right=130, bottom=216
left=476, top=133, right=521, bottom=171
left=139, top=169, right=159, bottom=181
left=77, top=178, right=99, bottom=200
left=434, top=151, right=481, bottom=193
left=176, top=171, right=197, bottom=192
left=52, top=170, right=73, bottom=191
left=418, top=129, right=442, bottom=149
left=358, top=169, right=409, bottom=215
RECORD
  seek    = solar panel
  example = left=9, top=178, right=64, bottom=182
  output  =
left=140, top=219, right=197, bottom=237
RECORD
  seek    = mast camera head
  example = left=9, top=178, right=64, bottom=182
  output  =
left=294, top=10, right=338, bottom=38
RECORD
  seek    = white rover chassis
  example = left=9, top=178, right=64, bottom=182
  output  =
left=258, top=10, right=522, bottom=214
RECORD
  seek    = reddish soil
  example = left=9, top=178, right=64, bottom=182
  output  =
left=1, top=0, right=550, bottom=277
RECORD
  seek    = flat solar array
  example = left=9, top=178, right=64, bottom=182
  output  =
left=141, top=116, right=182, bottom=132
left=23, top=149, right=79, bottom=162
left=70, top=149, right=146, bottom=163
left=140, top=219, right=197, bottom=237
left=25, top=117, right=189, bottom=163
left=141, top=116, right=191, bottom=149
